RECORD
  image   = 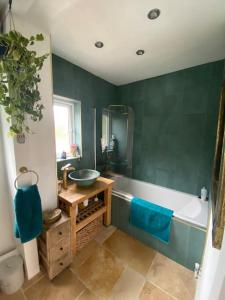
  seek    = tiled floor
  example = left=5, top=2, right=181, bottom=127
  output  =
left=0, top=226, right=196, bottom=300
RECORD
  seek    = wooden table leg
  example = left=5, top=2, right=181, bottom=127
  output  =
left=104, top=186, right=112, bottom=226
left=69, top=205, right=77, bottom=255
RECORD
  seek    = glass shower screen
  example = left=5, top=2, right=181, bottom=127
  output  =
left=100, top=105, right=134, bottom=177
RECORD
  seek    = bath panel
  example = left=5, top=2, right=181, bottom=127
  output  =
left=111, top=176, right=207, bottom=270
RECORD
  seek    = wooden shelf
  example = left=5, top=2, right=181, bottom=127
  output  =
left=76, top=199, right=106, bottom=232
left=58, top=176, right=114, bottom=254
left=76, top=206, right=107, bottom=232
left=76, top=199, right=104, bottom=223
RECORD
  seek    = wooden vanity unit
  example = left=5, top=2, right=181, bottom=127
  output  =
left=58, top=177, right=114, bottom=255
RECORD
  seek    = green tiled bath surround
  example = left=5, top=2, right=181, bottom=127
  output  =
left=112, top=194, right=206, bottom=271
left=118, top=60, right=225, bottom=195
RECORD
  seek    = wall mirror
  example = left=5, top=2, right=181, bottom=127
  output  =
left=212, top=80, right=225, bottom=249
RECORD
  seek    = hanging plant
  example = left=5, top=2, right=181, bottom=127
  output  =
left=0, top=30, right=48, bottom=135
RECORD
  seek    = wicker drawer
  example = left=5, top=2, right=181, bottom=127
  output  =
left=49, top=239, right=70, bottom=262
left=49, top=221, right=70, bottom=247
left=77, top=216, right=103, bottom=251
left=50, top=253, right=71, bottom=278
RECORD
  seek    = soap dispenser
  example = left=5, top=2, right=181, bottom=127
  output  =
left=201, top=187, right=207, bottom=201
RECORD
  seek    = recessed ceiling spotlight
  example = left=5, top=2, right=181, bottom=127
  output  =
left=95, top=41, right=104, bottom=48
left=148, top=8, right=160, bottom=20
left=136, top=49, right=145, bottom=55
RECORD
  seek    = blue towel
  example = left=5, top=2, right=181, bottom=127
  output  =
left=14, top=184, right=43, bottom=243
left=130, top=197, right=174, bottom=244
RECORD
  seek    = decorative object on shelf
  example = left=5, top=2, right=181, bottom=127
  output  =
left=61, top=151, right=67, bottom=159
left=43, top=208, right=62, bottom=225
left=70, top=143, right=77, bottom=157
left=0, top=0, right=48, bottom=135
left=83, top=199, right=89, bottom=207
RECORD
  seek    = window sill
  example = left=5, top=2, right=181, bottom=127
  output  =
left=56, top=155, right=81, bottom=163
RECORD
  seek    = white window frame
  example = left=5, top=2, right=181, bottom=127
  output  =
left=53, top=95, right=82, bottom=159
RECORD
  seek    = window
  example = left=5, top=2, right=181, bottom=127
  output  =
left=53, top=95, right=82, bottom=159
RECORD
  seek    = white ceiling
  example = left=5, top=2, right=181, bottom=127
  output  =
left=2, top=0, right=225, bottom=85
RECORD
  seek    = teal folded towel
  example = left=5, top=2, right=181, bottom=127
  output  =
left=14, top=184, right=43, bottom=243
left=130, top=197, right=174, bottom=244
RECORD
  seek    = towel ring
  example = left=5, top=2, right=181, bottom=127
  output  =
left=14, top=167, right=39, bottom=190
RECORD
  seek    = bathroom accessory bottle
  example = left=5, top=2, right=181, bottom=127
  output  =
left=61, top=150, right=67, bottom=159
left=201, top=187, right=207, bottom=201
left=83, top=199, right=89, bottom=207
left=109, top=135, right=116, bottom=150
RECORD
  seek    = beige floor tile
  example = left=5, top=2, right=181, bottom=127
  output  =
left=103, top=230, right=156, bottom=276
left=24, top=268, right=85, bottom=300
left=0, top=291, right=25, bottom=300
left=95, top=225, right=117, bottom=244
left=70, top=240, right=101, bottom=273
left=109, top=266, right=145, bottom=300
left=77, top=245, right=124, bottom=299
left=147, top=253, right=196, bottom=300
left=76, top=289, right=98, bottom=300
left=139, top=282, right=174, bottom=300
left=22, top=270, right=44, bottom=291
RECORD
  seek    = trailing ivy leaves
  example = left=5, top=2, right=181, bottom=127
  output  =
left=0, top=30, right=48, bottom=135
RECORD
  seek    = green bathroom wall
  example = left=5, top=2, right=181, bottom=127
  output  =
left=52, top=54, right=224, bottom=195
left=118, top=60, right=225, bottom=195
left=52, top=54, right=117, bottom=174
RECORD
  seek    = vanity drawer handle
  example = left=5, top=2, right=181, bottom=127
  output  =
left=58, top=231, right=63, bottom=236
left=60, top=247, right=63, bottom=251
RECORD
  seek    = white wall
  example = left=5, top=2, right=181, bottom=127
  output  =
left=10, top=15, right=58, bottom=211
left=0, top=14, right=57, bottom=279
left=0, top=124, right=15, bottom=256
left=195, top=211, right=225, bottom=300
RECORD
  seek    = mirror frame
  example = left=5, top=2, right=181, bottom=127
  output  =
left=212, top=80, right=225, bottom=249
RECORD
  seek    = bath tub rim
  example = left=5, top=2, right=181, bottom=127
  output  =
left=112, top=189, right=207, bottom=232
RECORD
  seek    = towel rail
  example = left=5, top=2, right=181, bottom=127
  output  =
left=14, top=166, right=39, bottom=190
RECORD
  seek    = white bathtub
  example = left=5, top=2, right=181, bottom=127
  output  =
left=112, top=175, right=209, bottom=229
